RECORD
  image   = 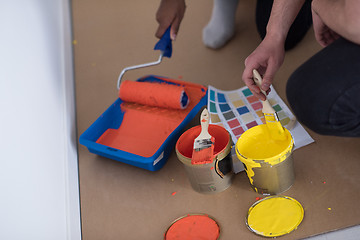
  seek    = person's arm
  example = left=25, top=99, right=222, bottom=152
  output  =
left=155, top=0, right=186, bottom=40
left=312, top=0, right=360, bottom=46
left=242, top=0, right=305, bottom=100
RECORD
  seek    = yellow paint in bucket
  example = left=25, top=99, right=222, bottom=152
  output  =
left=236, top=124, right=294, bottom=195
left=246, top=196, right=304, bottom=237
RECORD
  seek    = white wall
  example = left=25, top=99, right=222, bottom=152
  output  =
left=0, top=1, right=81, bottom=239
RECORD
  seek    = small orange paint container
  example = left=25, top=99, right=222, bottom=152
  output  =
left=176, top=125, right=233, bottom=194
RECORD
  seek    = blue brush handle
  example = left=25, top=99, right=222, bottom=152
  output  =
left=154, top=26, right=172, bottom=58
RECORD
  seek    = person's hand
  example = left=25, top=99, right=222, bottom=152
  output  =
left=242, top=36, right=285, bottom=101
left=155, top=0, right=186, bottom=40
left=312, top=7, right=339, bottom=47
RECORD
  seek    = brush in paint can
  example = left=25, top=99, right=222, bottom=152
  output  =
left=191, top=108, right=215, bottom=165
left=252, top=69, right=285, bottom=140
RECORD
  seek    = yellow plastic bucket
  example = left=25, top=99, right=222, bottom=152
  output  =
left=235, top=124, right=294, bottom=195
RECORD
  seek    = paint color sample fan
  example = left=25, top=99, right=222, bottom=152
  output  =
left=206, top=85, right=314, bottom=150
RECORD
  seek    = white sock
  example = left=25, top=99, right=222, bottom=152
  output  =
left=203, top=0, right=239, bottom=49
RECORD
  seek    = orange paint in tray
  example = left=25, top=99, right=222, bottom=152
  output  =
left=80, top=75, right=207, bottom=171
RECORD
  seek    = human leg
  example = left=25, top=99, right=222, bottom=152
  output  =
left=256, top=0, right=312, bottom=51
left=202, top=0, right=239, bottom=49
left=286, top=38, right=360, bottom=137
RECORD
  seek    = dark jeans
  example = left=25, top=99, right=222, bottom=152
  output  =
left=286, top=38, right=360, bottom=137
left=256, top=0, right=313, bottom=50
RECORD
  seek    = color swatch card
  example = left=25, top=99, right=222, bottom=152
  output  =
left=207, top=85, right=314, bottom=150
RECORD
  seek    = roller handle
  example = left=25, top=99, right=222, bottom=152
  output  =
left=252, top=69, right=275, bottom=114
left=154, top=26, right=173, bottom=58
left=117, top=26, right=173, bottom=89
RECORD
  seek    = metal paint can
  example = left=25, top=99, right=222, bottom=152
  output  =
left=235, top=124, right=294, bottom=195
left=175, top=124, right=233, bottom=194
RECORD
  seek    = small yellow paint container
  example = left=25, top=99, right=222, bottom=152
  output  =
left=235, top=124, right=294, bottom=195
left=176, top=125, right=233, bottom=194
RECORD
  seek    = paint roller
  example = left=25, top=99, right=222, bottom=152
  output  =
left=117, top=27, right=189, bottom=110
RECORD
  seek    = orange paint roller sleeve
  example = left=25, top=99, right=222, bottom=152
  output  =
left=119, top=80, right=190, bottom=109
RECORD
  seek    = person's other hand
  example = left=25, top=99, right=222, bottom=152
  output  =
left=155, top=0, right=186, bottom=40
left=312, top=8, right=339, bottom=47
left=242, top=36, right=285, bottom=101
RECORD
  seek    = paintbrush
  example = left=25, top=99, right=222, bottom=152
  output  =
left=191, top=108, right=215, bottom=165
left=252, top=69, right=286, bottom=140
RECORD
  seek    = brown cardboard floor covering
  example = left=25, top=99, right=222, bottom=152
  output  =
left=72, top=0, right=360, bottom=239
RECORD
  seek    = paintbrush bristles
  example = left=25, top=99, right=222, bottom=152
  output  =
left=264, top=112, right=280, bottom=122
left=191, top=141, right=215, bottom=165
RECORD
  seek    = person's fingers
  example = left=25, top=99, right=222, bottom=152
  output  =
left=155, top=17, right=181, bottom=40
left=243, top=63, right=266, bottom=101
left=155, top=0, right=186, bottom=39
left=262, top=62, right=276, bottom=93
left=155, top=22, right=170, bottom=39
left=170, top=16, right=182, bottom=40
left=155, top=3, right=173, bottom=39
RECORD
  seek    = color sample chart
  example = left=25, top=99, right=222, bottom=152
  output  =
left=207, top=85, right=314, bottom=149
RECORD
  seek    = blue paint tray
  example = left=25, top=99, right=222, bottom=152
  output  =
left=79, top=75, right=207, bottom=171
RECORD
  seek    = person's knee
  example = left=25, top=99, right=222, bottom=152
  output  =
left=286, top=69, right=324, bottom=134
left=327, top=84, right=360, bottom=136
left=287, top=71, right=360, bottom=137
